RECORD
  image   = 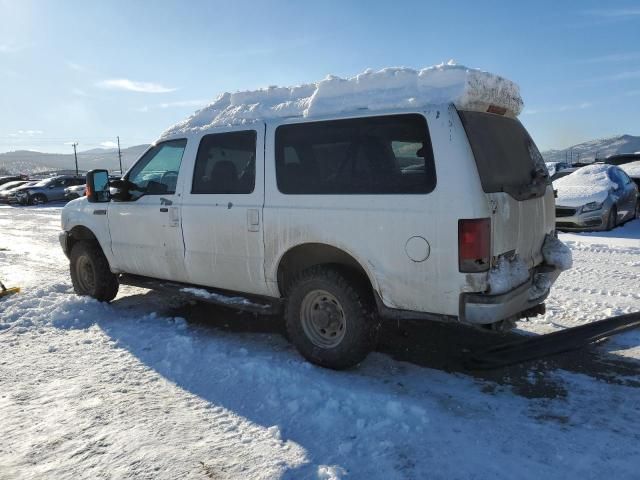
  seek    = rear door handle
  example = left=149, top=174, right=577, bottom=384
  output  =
left=160, top=207, right=168, bottom=212
left=247, top=209, right=260, bottom=232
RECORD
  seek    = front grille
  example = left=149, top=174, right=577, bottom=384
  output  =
left=556, top=207, right=576, bottom=217
left=556, top=221, right=576, bottom=229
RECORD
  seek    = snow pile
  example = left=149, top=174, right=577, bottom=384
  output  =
left=180, top=287, right=269, bottom=309
left=542, top=235, right=573, bottom=271
left=554, top=164, right=617, bottom=208
left=487, top=255, right=530, bottom=295
left=161, top=62, right=523, bottom=137
left=620, top=160, right=640, bottom=179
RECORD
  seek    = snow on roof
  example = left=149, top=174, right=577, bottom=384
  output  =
left=161, top=62, right=523, bottom=138
left=554, top=164, right=616, bottom=207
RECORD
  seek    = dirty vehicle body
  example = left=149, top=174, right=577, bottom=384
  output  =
left=60, top=99, right=565, bottom=368
left=555, top=164, right=639, bottom=231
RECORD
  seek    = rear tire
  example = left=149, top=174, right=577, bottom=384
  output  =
left=284, top=266, right=378, bottom=369
left=605, top=206, right=617, bottom=231
left=70, top=241, right=119, bottom=302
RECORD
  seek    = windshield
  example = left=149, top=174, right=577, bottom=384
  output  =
left=458, top=111, right=549, bottom=201
left=34, top=178, right=54, bottom=187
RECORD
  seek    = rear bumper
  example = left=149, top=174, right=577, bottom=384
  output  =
left=459, top=265, right=560, bottom=324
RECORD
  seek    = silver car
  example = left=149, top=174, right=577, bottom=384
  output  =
left=554, top=164, right=639, bottom=231
left=15, top=176, right=85, bottom=205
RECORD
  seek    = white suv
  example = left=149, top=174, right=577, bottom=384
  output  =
left=59, top=68, right=570, bottom=368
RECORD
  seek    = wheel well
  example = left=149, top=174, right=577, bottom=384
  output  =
left=277, top=243, right=375, bottom=298
left=68, top=225, right=100, bottom=253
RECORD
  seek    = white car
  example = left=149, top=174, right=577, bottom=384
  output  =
left=64, top=184, right=86, bottom=200
left=59, top=65, right=570, bottom=368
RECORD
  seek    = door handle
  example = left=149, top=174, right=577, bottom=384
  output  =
left=247, top=209, right=260, bottom=232
left=160, top=207, right=168, bottom=212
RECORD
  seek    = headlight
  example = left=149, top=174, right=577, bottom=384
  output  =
left=582, top=201, right=603, bottom=212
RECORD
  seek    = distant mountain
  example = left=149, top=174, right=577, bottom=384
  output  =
left=542, top=134, right=640, bottom=164
left=0, top=145, right=150, bottom=175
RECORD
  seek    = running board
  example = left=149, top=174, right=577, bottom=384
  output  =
left=119, top=274, right=282, bottom=315
left=468, top=311, right=640, bottom=370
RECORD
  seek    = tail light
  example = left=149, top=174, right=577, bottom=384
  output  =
left=458, top=218, right=491, bottom=272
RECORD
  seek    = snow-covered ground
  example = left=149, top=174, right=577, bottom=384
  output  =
left=1, top=205, right=639, bottom=479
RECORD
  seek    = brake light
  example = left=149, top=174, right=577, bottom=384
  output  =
left=458, top=218, right=491, bottom=272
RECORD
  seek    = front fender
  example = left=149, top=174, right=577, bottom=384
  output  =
left=61, top=199, right=116, bottom=268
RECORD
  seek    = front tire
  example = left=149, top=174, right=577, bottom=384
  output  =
left=605, top=206, right=617, bottom=231
left=30, top=193, right=48, bottom=205
left=70, top=241, right=119, bottom=302
left=284, top=266, right=378, bottom=369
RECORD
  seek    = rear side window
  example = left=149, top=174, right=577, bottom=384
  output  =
left=458, top=111, right=549, bottom=201
left=275, top=114, right=436, bottom=194
left=192, top=130, right=256, bottom=194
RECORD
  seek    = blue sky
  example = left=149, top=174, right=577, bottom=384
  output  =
left=1, top=0, right=639, bottom=153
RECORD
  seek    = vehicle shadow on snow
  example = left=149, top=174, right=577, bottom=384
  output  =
left=156, top=296, right=640, bottom=400
left=78, top=290, right=639, bottom=478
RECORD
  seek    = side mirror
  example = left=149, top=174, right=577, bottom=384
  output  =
left=86, top=170, right=111, bottom=203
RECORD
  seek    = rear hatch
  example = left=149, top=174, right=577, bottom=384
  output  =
left=458, top=110, right=555, bottom=269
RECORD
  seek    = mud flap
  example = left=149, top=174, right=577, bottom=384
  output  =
left=467, top=311, right=640, bottom=369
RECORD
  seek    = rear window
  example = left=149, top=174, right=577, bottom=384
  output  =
left=458, top=111, right=549, bottom=201
left=275, top=114, right=436, bottom=194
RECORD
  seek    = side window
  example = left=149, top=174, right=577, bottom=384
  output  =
left=192, top=130, right=256, bottom=194
left=127, top=139, right=187, bottom=198
left=275, top=114, right=436, bottom=194
left=608, top=168, right=625, bottom=190
left=619, top=170, right=632, bottom=185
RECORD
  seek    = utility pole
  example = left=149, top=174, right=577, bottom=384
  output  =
left=117, top=136, right=123, bottom=174
left=72, top=142, right=79, bottom=177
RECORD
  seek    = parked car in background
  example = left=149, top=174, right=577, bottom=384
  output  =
left=0, top=181, right=38, bottom=204
left=545, top=161, right=570, bottom=178
left=64, top=184, right=86, bottom=200
left=551, top=166, right=579, bottom=183
left=619, top=160, right=640, bottom=189
left=0, top=180, right=29, bottom=194
left=604, top=153, right=640, bottom=167
left=555, top=164, right=639, bottom=231
left=0, top=175, right=28, bottom=187
left=14, top=176, right=85, bottom=205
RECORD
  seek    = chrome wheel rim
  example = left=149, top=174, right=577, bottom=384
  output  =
left=300, top=289, right=346, bottom=348
left=76, top=256, right=95, bottom=292
left=33, top=196, right=44, bottom=205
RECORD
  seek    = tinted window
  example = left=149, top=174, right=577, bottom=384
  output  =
left=608, top=167, right=628, bottom=189
left=458, top=111, right=549, bottom=201
left=275, top=114, right=436, bottom=194
left=192, top=131, right=256, bottom=194
left=127, top=139, right=187, bottom=197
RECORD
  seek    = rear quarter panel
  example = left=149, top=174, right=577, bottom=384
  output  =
left=263, top=107, right=490, bottom=317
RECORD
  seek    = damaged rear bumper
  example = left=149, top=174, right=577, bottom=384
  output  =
left=459, top=265, right=560, bottom=325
